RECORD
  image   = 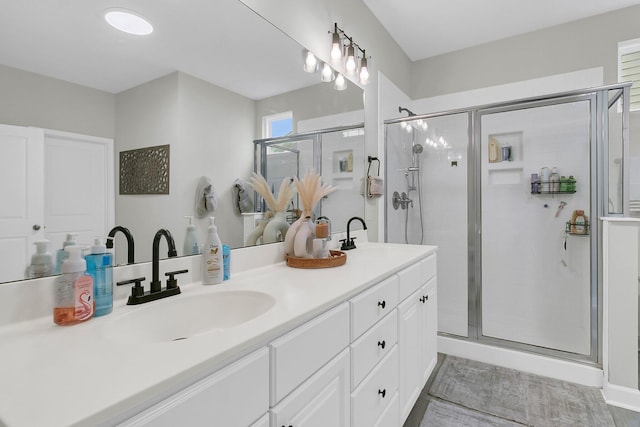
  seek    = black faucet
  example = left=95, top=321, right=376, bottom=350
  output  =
left=118, top=228, right=185, bottom=305
left=106, top=226, right=135, bottom=264
left=340, top=216, right=367, bottom=250
left=151, top=229, right=178, bottom=293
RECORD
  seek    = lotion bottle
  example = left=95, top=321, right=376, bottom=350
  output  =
left=85, top=237, right=113, bottom=317
left=53, top=246, right=94, bottom=325
left=202, top=217, right=223, bottom=285
left=183, top=216, right=201, bottom=255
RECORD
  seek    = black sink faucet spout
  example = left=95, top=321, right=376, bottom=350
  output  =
left=341, top=216, right=368, bottom=250
left=106, top=226, right=135, bottom=264
left=151, top=229, right=178, bottom=293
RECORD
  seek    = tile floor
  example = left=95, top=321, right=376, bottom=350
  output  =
left=404, top=354, right=640, bottom=427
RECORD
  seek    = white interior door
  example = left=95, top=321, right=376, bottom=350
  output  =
left=43, top=129, right=114, bottom=253
left=0, top=125, right=45, bottom=282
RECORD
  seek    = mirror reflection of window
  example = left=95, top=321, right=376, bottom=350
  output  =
left=263, top=111, right=293, bottom=138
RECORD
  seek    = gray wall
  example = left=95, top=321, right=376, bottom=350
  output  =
left=255, top=81, right=364, bottom=136
left=115, top=72, right=256, bottom=263
left=0, top=64, right=115, bottom=138
left=411, top=5, right=640, bottom=99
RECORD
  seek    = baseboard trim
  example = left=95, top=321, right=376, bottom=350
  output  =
left=603, top=382, right=640, bottom=412
left=438, top=336, right=603, bottom=387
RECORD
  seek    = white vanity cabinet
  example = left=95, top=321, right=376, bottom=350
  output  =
left=269, top=302, right=351, bottom=426
left=117, top=252, right=437, bottom=427
left=118, top=347, right=269, bottom=427
left=397, top=255, right=438, bottom=423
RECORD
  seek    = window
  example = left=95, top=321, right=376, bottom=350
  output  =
left=618, top=38, right=640, bottom=111
left=262, top=111, right=293, bottom=138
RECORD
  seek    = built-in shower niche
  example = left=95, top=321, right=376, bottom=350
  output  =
left=486, top=131, right=524, bottom=185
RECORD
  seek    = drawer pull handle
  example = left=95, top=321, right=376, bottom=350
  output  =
left=378, top=300, right=386, bottom=309
left=378, top=340, right=386, bottom=349
left=420, top=295, right=428, bottom=303
left=378, top=389, right=386, bottom=398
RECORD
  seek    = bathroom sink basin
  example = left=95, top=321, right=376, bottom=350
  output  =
left=103, top=290, right=276, bottom=343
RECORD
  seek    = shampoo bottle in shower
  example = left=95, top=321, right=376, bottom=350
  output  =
left=54, top=246, right=94, bottom=325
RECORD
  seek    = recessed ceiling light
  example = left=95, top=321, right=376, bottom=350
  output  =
left=104, top=9, right=153, bottom=35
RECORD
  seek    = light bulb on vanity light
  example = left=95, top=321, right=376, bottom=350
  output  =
left=334, top=73, right=347, bottom=91
left=321, top=63, right=335, bottom=82
left=345, top=44, right=356, bottom=76
left=331, top=28, right=342, bottom=63
left=303, top=51, right=318, bottom=73
left=359, top=56, right=370, bottom=85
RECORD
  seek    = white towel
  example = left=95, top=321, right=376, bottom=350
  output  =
left=195, top=176, right=217, bottom=218
left=233, top=178, right=253, bottom=214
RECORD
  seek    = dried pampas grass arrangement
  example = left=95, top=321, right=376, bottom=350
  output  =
left=248, top=173, right=296, bottom=213
left=294, top=169, right=336, bottom=217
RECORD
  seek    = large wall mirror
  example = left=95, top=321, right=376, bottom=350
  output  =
left=0, top=0, right=365, bottom=284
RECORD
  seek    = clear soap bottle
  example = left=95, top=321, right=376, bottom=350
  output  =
left=27, top=240, right=54, bottom=279
left=54, top=233, right=78, bottom=274
left=183, top=216, right=201, bottom=255
left=85, top=237, right=113, bottom=317
left=53, top=246, right=94, bottom=325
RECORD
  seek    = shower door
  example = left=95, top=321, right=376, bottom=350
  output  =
left=385, top=112, right=470, bottom=337
left=476, top=96, right=595, bottom=357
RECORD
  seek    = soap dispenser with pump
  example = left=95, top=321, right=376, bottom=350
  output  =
left=54, top=233, right=78, bottom=274
left=53, top=246, right=94, bottom=325
left=85, top=237, right=113, bottom=317
left=183, top=216, right=201, bottom=256
left=27, top=240, right=54, bottom=279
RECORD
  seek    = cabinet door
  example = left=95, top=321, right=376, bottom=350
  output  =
left=270, top=348, right=350, bottom=427
left=119, top=348, right=269, bottom=427
left=420, top=279, right=438, bottom=383
left=397, top=288, right=423, bottom=423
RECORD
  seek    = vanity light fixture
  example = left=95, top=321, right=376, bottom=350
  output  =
left=327, top=23, right=371, bottom=86
left=104, top=8, right=153, bottom=35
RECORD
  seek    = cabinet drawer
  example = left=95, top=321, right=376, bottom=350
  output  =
left=270, top=348, right=350, bottom=427
left=350, top=275, right=398, bottom=340
left=270, top=302, right=349, bottom=405
left=421, top=254, right=437, bottom=284
left=350, top=310, right=397, bottom=389
left=374, top=391, right=398, bottom=427
left=351, top=345, right=399, bottom=427
left=120, top=347, right=269, bottom=427
left=397, top=262, right=423, bottom=301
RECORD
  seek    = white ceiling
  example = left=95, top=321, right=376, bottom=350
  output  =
left=3, top=1, right=640, bottom=99
left=363, top=0, right=640, bottom=61
left=0, top=0, right=318, bottom=99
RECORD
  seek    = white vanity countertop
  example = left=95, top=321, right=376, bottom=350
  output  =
left=0, top=242, right=436, bottom=427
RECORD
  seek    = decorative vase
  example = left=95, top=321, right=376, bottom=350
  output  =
left=263, top=211, right=290, bottom=244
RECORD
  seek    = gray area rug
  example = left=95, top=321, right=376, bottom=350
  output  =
left=420, top=398, right=524, bottom=427
left=428, top=355, right=615, bottom=427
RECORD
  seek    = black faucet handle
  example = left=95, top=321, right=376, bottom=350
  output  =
left=165, top=269, right=188, bottom=290
left=117, top=277, right=146, bottom=304
left=340, top=237, right=357, bottom=251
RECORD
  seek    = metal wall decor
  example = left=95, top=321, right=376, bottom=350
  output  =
left=119, top=144, right=170, bottom=194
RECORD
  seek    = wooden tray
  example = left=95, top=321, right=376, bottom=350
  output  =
left=286, top=250, right=347, bottom=269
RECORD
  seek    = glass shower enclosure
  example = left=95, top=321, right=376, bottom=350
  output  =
left=253, top=124, right=365, bottom=235
left=384, top=83, right=630, bottom=364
